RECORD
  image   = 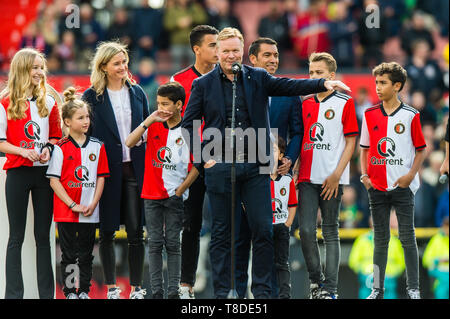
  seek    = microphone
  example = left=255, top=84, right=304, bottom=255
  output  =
left=231, top=62, right=242, bottom=74
left=439, top=174, right=448, bottom=184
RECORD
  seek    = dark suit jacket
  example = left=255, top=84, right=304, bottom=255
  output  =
left=181, top=64, right=325, bottom=168
left=269, top=96, right=302, bottom=163
left=82, top=81, right=149, bottom=231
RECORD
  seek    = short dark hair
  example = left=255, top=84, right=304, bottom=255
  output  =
left=273, top=134, right=286, bottom=155
left=248, top=37, right=277, bottom=58
left=189, top=25, right=219, bottom=52
left=372, top=62, right=408, bottom=92
left=157, top=82, right=186, bottom=105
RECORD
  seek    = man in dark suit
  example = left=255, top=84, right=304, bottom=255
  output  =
left=234, top=37, right=303, bottom=298
left=181, top=27, right=350, bottom=299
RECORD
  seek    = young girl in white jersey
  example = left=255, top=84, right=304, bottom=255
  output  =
left=46, top=87, right=109, bottom=299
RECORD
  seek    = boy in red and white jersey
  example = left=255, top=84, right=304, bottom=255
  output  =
left=126, top=82, right=199, bottom=299
left=270, top=136, right=297, bottom=299
left=170, top=25, right=219, bottom=298
left=295, top=52, right=358, bottom=299
left=360, top=62, right=426, bottom=299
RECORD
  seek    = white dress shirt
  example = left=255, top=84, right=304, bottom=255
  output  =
left=107, top=86, right=132, bottom=162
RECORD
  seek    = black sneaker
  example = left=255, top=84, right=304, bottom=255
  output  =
left=152, top=292, right=164, bottom=299
left=168, top=292, right=180, bottom=299
left=366, top=288, right=384, bottom=299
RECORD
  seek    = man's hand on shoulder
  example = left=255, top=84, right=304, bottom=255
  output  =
left=324, top=80, right=351, bottom=92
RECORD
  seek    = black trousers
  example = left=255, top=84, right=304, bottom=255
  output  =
left=180, top=175, right=206, bottom=286
left=272, top=223, right=291, bottom=299
left=58, top=222, right=96, bottom=296
left=5, top=166, right=54, bottom=299
left=204, top=163, right=274, bottom=299
left=368, top=187, right=419, bottom=290
left=99, top=162, right=145, bottom=287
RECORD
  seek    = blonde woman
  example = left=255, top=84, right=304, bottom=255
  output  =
left=82, top=41, right=149, bottom=299
left=0, top=48, right=62, bottom=299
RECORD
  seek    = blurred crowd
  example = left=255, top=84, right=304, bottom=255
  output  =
left=5, top=0, right=448, bottom=71
left=2, top=0, right=449, bottom=229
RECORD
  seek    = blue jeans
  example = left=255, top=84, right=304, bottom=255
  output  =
left=204, top=162, right=274, bottom=298
left=298, top=182, right=342, bottom=294
left=144, top=196, right=184, bottom=296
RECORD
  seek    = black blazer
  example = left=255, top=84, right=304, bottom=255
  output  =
left=181, top=64, right=326, bottom=167
left=269, top=96, right=303, bottom=163
left=82, top=81, right=149, bottom=231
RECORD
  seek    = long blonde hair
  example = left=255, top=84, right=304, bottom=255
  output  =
left=3, top=48, right=49, bottom=120
left=90, top=41, right=136, bottom=98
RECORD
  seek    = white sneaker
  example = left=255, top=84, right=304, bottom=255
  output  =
left=319, top=290, right=338, bottom=299
left=107, top=287, right=122, bottom=299
left=179, top=286, right=195, bottom=299
left=78, top=292, right=90, bottom=299
left=66, top=293, right=79, bottom=299
left=407, top=289, right=421, bottom=299
left=129, top=288, right=147, bottom=299
left=309, top=283, right=323, bottom=299
left=366, top=288, right=384, bottom=299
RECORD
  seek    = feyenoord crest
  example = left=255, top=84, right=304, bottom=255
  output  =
left=175, top=137, right=184, bottom=146
left=324, top=109, right=335, bottom=120
left=394, top=123, right=405, bottom=134
left=89, top=153, right=97, bottom=161
left=280, top=187, right=287, bottom=196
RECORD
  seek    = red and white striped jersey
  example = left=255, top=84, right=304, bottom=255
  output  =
left=271, top=174, right=298, bottom=225
left=171, top=65, right=205, bottom=144
left=298, top=91, right=358, bottom=185
left=0, top=95, right=62, bottom=170
left=360, top=103, right=426, bottom=194
left=46, top=136, right=110, bottom=223
left=170, top=65, right=202, bottom=117
left=141, top=122, right=192, bottom=201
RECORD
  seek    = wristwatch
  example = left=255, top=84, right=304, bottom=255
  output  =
left=360, top=174, right=369, bottom=183
left=140, top=122, right=148, bottom=130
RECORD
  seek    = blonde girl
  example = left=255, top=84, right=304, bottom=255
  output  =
left=46, top=87, right=109, bottom=299
left=0, top=48, right=62, bottom=299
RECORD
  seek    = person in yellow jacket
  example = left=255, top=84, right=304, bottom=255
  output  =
left=423, top=216, right=449, bottom=299
left=349, top=214, right=405, bottom=299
